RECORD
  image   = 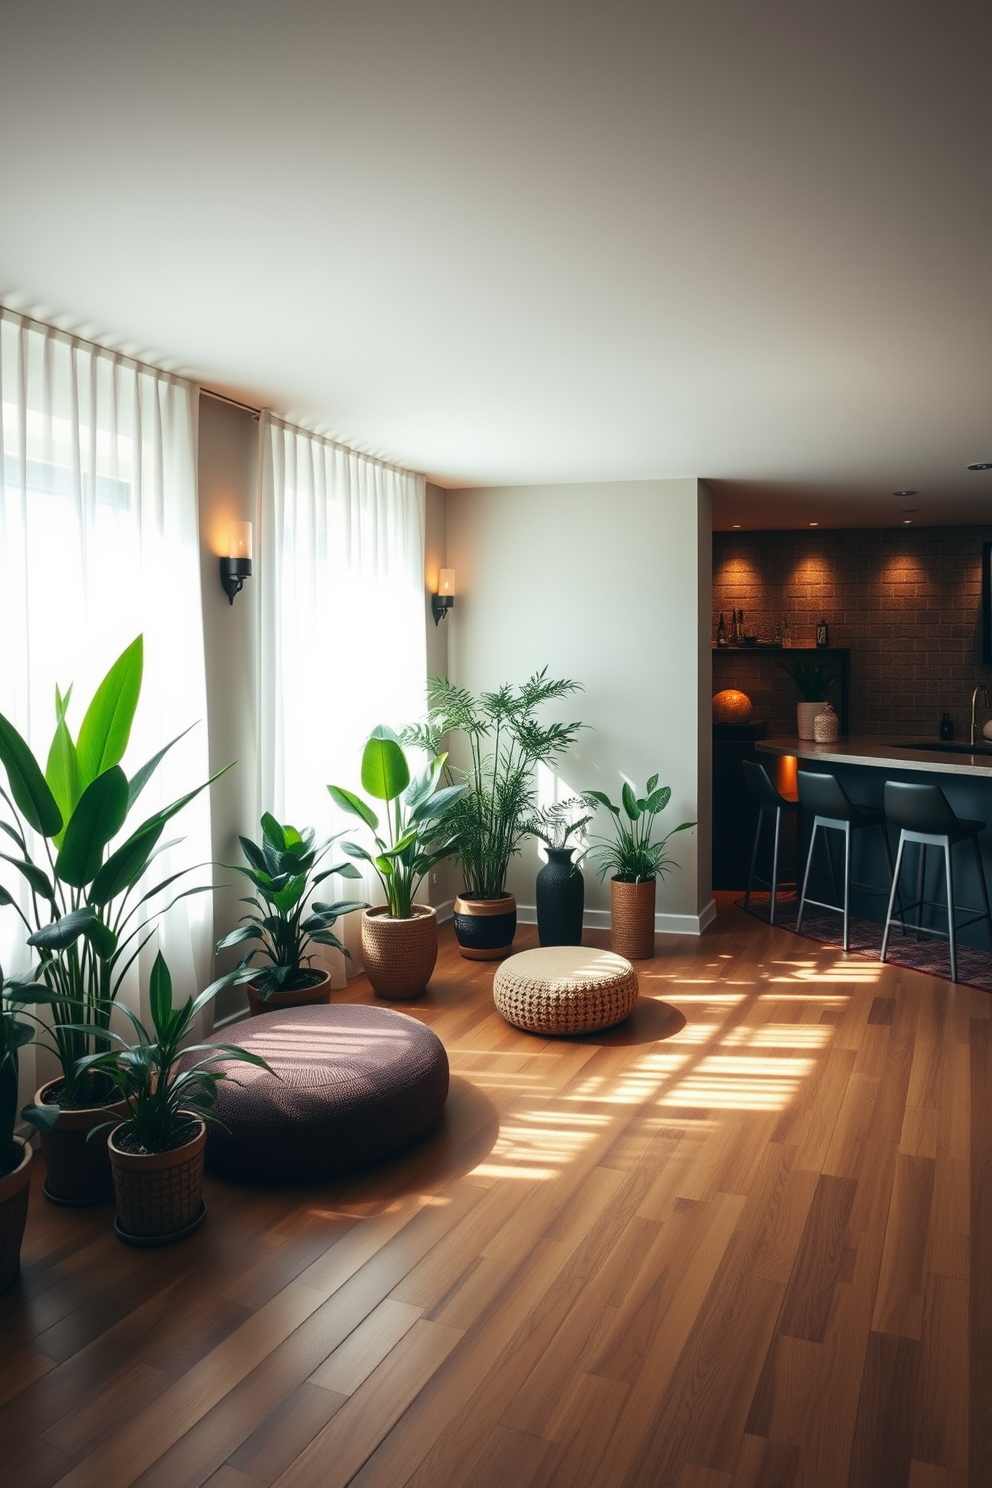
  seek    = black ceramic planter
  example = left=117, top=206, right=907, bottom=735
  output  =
left=453, top=893, right=517, bottom=960
left=536, top=848, right=585, bottom=946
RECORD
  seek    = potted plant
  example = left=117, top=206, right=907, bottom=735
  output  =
left=521, top=797, right=593, bottom=947
left=0, top=636, right=228, bottom=1204
left=217, top=814, right=367, bottom=1015
left=328, top=726, right=466, bottom=999
left=407, top=670, right=584, bottom=960
left=780, top=657, right=835, bottom=741
left=77, top=951, right=273, bottom=1244
left=0, top=965, right=56, bottom=1290
left=586, top=776, right=696, bottom=959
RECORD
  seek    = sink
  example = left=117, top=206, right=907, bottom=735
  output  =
left=890, top=738, right=992, bottom=756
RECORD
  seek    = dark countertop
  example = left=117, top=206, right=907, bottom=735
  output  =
left=756, top=736, right=992, bottom=778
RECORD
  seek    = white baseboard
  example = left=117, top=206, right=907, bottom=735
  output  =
left=517, top=897, right=718, bottom=937
left=434, top=898, right=455, bottom=925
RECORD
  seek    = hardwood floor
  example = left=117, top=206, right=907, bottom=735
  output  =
left=3, top=895, right=988, bottom=1487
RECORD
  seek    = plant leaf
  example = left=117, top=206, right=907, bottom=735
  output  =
left=126, top=723, right=195, bottom=812
left=45, top=705, right=80, bottom=849
left=0, top=712, right=63, bottom=837
left=55, top=766, right=129, bottom=888
left=360, top=725, right=410, bottom=802
left=327, top=784, right=379, bottom=831
left=621, top=782, right=641, bottom=821
left=76, top=636, right=143, bottom=792
left=148, top=952, right=172, bottom=1038
left=28, top=905, right=117, bottom=958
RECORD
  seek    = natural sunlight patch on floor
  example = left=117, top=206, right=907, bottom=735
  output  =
left=471, top=1109, right=606, bottom=1180
left=660, top=1053, right=817, bottom=1110
left=722, top=1024, right=835, bottom=1049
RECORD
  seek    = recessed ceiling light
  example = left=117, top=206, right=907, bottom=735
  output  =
left=968, top=462, right=992, bottom=471
left=809, top=521, right=819, bottom=527
left=731, top=523, right=741, bottom=528
left=903, top=519, right=913, bottom=524
left=892, top=490, right=917, bottom=497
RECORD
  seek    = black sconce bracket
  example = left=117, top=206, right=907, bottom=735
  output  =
left=220, top=556, right=252, bottom=605
left=432, top=593, right=454, bottom=626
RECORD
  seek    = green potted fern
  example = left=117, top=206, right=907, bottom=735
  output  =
left=406, top=670, right=584, bottom=960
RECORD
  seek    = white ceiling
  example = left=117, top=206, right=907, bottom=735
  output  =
left=2, top=0, right=991, bottom=528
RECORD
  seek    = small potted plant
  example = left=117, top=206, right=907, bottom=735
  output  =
left=586, top=776, right=696, bottom=959
left=780, top=658, right=835, bottom=741
left=0, top=636, right=229, bottom=1205
left=406, top=670, right=584, bottom=960
left=0, top=965, right=54, bottom=1290
left=328, top=726, right=466, bottom=999
left=217, top=814, right=367, bottom=1015
left=521, top=797, right=593, bottom=946
left=77, top=951, right=273, bottom=1245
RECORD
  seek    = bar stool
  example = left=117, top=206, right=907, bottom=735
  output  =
left=742, top=761, right=799, bottom=924
left=880, top=781, right=992, bottom=983
left=795, top=771, right=895, bottom=952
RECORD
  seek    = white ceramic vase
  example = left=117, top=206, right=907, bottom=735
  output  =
left=797, top=701, right=828, bottom=740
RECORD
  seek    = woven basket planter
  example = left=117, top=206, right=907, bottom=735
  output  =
left=34, top=1078, right=127, bottom=1205
left=0, top=1138, right=32, bottom=1294
left=246, top=970, right=333, bottom=1017
left=361, top=905, right=438, bottom=1000
left=610, top=878, right=657, bottom=960
left=109, top=1119, right=206, bottom=1243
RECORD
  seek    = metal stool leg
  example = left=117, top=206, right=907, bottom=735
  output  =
left=796, top=820, right=818, bottom=935
left=842, top=821, right=851, bottom=952
left=770, top=807, right=782, bottom=925
left=916, top=843, right=926, bottom=940
left=881, top=832, right=906, bottom=964
left=944, top=840, right=957, bottom=983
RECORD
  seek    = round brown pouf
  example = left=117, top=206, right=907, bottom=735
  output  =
left=493, top=947, right=638, bottom=1036
left=197, top=1004, right=449, bottom=1184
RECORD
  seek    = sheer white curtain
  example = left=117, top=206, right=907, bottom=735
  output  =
left=0, top=309, right=212, bottom=1054
left=258, top=414, right=427, bottom=981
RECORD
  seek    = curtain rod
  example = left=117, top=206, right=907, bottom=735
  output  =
left=200, top=386, right=261, bottom=420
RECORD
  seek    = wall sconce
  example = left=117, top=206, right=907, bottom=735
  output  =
left=432, top=568, right=455, bottom=625
left=220, top=522, right=252, bottom=605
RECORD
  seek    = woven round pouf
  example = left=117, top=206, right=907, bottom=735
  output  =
left=493, top=947, right=638, bottom=1036
left=194, top=1004, right=449, bottom=1184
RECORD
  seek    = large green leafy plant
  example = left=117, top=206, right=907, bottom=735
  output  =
left=0, top=637, right=226, bottom=1113
left=216, top=814, right=366, bottom=998
left=0, top=965, right=64, bottom=1174
left=328, top=726, right=466, bottom=918
left=586, top=775, right=696, bottom=883
left=77, top=951, right=273, bottom=1153
left=406, top=671, right=584, bottom=900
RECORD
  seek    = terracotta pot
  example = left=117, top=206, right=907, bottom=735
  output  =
left=361, top=905, right=438, bottom=999
left=796, top=701, right=829, bottom=741
left=610, top=878, right=657, bottom=960
left=453, top=893, right=517, bottom=960
left=246, top=969, right=333, bottom=1017
left=34, top=1078, right=128, bottom=1206
left=0, top=1138, right=32, bottom=1294
left=109, top=1118, right=207, bottom=1244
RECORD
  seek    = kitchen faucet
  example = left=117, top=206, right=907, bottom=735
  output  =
left=971, top=685, right=990, bottom=746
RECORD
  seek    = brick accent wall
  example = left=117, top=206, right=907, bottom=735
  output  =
left=713, top=526, right=992, bottom=740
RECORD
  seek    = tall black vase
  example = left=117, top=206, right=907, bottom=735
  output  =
left=536, top=848, right=584, bottom=946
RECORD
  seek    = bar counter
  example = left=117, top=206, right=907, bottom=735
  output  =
left=756, top=735, right=992, bottom=778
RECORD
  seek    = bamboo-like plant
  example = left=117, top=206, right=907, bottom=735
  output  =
left=586, top=776, right=696, bottom=883
left=405, top=670, right=584, bottom=900
left=328, top=727, right=466, bottom=918
left=0, top=637, right=228, bottom=1117
left=780, top=657, right=835, bottom=702
left=520, top=797, right=594, bottom=852
left=216, top=814, right=366, bottom=998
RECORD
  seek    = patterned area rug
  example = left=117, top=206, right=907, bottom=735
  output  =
left=738, top=891, right=992, bottom=995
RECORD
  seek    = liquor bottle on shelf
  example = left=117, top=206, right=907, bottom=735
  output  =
left=782, top=616, right=792, bottom=648
left=717, top=613, right=727, bottom=647
left=816, top=618, right=829, bottom=648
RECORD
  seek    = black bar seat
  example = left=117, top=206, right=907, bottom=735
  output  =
left=880, top=780, right=992, bottom=983
left=795, top=771, right=894, bottom=952
left=742, top=760, right=799, bottom=925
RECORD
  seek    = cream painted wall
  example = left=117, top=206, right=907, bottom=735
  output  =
left=445, top=479, right=714, bottom=933
left=196, top=396, right=260, bottom=1020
